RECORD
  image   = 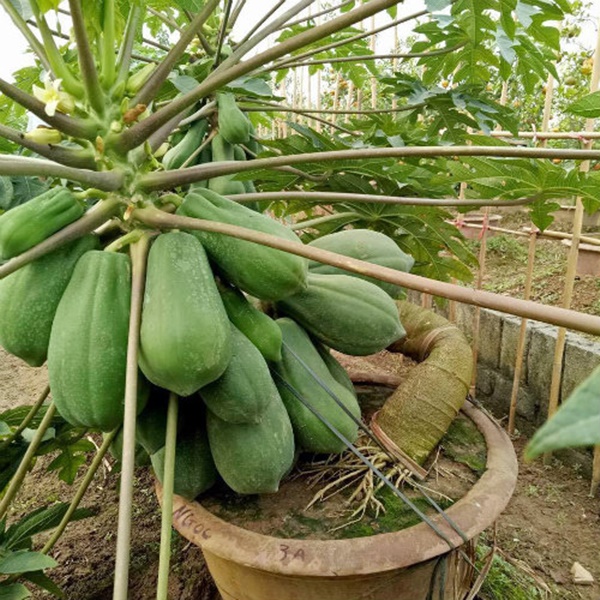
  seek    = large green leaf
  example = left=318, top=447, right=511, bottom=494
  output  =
left=0, top=583, right=31, bottom=600
left=525, top=366, right=600, bottom=460
left=0, top=551, right=57, bottom=575
left=567, top=91, right=600, bottom=118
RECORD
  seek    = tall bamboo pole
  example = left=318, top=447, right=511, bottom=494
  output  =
left=392, top=25, right=398, bottom=110
left=316, top=71, right=322, bottom=133
left=508, top=72, right=555, bottom=435
left=370, top=15, right=377, bottom=108
left=545, top=22, right=600, bottom=473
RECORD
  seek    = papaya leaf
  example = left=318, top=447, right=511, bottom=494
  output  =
left=0, top=551, right=56, bottom=575
left=4, top=504, right=95, bottom=551
left=22, top=571, right=63, bottom=598
left=567, top=91, right=600, bottom=118
left=525, top=366, right=600, bottom=460
left=45, top=438, right=96, bottom=484
left=0, top=583, right=31, bottom=600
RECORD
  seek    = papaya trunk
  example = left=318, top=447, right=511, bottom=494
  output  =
left=374, top=301, right=473, bottom=465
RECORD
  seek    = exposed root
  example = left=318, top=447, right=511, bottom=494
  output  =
left=296, top=433, right=417, bottom=530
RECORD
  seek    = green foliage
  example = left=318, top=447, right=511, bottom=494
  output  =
left=525, top=366, right=600, bottom=459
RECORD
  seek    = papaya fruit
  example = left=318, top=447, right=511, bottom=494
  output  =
left=272, top=318, right=360, bottom=453
left=162, top=119, right=208, bottom=170
left=276, top=273, right=405, bottom=356
left=316, top=344, right=356, bottom=397
left=136, top=386, right=170, bottom=455
left=47, top=251, right=133, bottom=432
left=152, top=403, right=217, bottom=500
left=0, top=235, right=99, bottom=366
left=177, top=189, right=308, bottom=300
left=200, top=325, right=277, bottom=424
left=206, top=390, right=295, bottom=494
left=217, top=92, right=251, bottom=145
left=139, top=231, right=231, bottom=396
left=308, top=229, right=414, bottom=298
left=0, top=186, right=84, bottom=259
left=208, top=133, right=246, bottom=195
left=218, top=283, right=282, bottom=362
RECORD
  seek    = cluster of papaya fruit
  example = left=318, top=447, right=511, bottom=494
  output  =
left=0, top=96, right=415, bottom=499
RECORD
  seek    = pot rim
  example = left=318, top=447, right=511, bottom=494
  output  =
left=167, top=400, right=518, bottom=577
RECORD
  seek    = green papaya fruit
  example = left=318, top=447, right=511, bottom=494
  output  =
left=276, top=273, right=405, bottom=356
left=272, top=318, right=360, bottom=453
left=218, top=283, right=282, bottom=362
left=176, top=189, right=308, bottom=300
left=0, top=235, right=99, bottom=366
left=0, top=187, right=84, bottom=259
left=208, top=133, right=246, bottom=195
left=206, top=391, right=295, bottom=494
left=200, top=325, right=277, bottom=424
left=217, top=92, right=251, bottom=144
left=139, top=232, right=231, bottom=396
left=152, top=404, right=217, bottom=500
left=162, top=119, right=208, bottom=170
left=308, top=229, right=414, bottom=298
left=316, top=344, right=356, bottom=397
left=136, top=386, right=170, bottom=455
left=48, top=251, right=133, bottom=432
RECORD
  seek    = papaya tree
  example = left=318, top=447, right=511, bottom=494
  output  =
left=0, top=0, right=599, bottom=598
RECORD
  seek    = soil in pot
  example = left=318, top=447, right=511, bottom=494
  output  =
left=199, top=385, right=487, bottom=542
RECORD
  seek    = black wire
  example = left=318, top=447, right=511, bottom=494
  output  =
left=270, top=368, right=458, bottom=550
left=282, top=340, right=471, bottom=544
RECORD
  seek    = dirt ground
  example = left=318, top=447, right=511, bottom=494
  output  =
left=1, top=346, right=599, bottom=600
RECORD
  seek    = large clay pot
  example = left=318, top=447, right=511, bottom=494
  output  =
left=168, top=401, right=517, bottom=600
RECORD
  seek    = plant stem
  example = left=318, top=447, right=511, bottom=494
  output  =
left=0, top=78, right=96, bottom=139
left=101, top=0, right=116, bottom=89
left=132, top=0, right=220, bottom=107
left=0, top=155, right=123, bottom=190
left=156, top=393, right=179, bottom=600
left=291, top=211, right=360, bottom=230
left=0, top=196, right=122, bottom=281
left=68, top=0, right=105, bottom=116
left=138, top=145, right=600, bottom=192
left=273, top=42, right=468, bottom=71
left=0, top=386, right=50, bottom=451
left=131, top=206, right=600, bottom=336
left=116, top=4, right=142, bottom=86
left=240, top=101, right=425, bottom=115
left=0, top=0, right=52, bottom=72
left=112, top=235, right=150, bottom=600
left=213, top=0, right=234, bottom=68
left=104, top=229, right=147, bottom=253
left=226, top=191, right=539, bottom=208
left=233, top=0, right=284, bottom=51
left=0, top=124, right=97, bottom=170
left=41, top=429, right=118, bottom=554
left=268, top=9, right=428, bottom=72
left=283, top=0, right=355, bottom=29
left=228, top=0, right=247, bottom=31
left=116, top=0, right=403, bottom=153
left=0, top=404, right=56, bottom=521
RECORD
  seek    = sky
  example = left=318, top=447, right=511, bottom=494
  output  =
left=0, top=1, right=598, bottom=82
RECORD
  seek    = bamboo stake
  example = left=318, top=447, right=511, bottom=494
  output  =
left=112, top=236, right=150, bottom=600
left=392, top=25, right=398, bottom=110
left=592, top=451, right=600, bottom=496
left=370, top=15, right=377, bottom=109
left=345, top=81, right=354, bottom=124
left=545, top=22, right=600, bottom=468
left=316, top=71, right=322, bottom=133
left=507, top=230, right=538, bottom=434
left=508, top=72, right=554, bottom=435
left=491, top=130, right=600, bottom=140
left=448, top=181, right=468, bottom=323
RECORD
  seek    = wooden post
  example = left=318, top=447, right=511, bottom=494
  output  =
left=507, top=72, right=554, bottom=435
left=545, top=21, right=600, bottom=471
left=392, top=25, right=398, bottom=110
left=370, top=15, right=377, bottom=108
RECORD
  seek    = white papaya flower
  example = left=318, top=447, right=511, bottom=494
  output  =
left=32, top=74, right=75, bottom=117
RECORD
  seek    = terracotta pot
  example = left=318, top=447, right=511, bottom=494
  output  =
left=168, top=401, right=518, bottom=600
